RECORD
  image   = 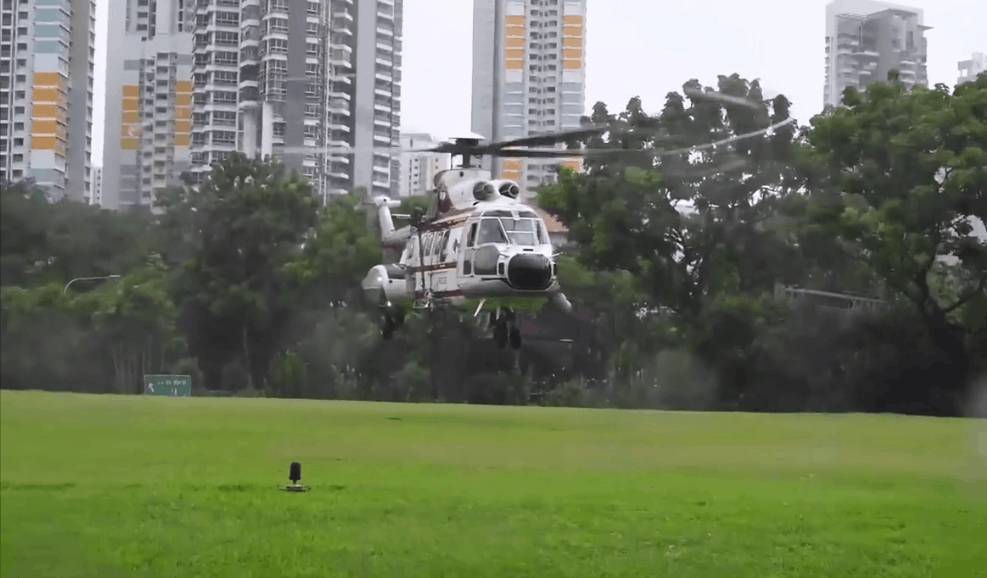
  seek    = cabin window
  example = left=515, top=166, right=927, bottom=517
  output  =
left=433, top=231, right=445, bottom=257
left=423, top=233, right=434, bottom=257
left=439, top=230, right=451, bottom=261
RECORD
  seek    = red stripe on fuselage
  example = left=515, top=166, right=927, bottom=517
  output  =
left=419, top=214, right=471, bottom=233
left=416, top=289, right=465, bottom=299
left=409, top=263, right=457, bottom=273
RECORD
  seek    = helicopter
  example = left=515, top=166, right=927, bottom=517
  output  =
left=356, top=106, right=797, bottom=348
left=360, top=128, right=603, bottom=349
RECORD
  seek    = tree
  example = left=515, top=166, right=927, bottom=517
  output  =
left=543, top=76, right=803, bottom=318
left=80, top=261, right=181, bottom=393
left=807, top=77, right=987, bottom=411
left=1, top=180, right=150, bottom=286
left=163, top=155, right=319, bottom=390
left=284, top=194, right=380, bottom=307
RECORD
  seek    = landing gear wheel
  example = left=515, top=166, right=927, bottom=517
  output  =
left=509, top=326, right=522, bottom=350
left=381, top=313, right=398, bottom=340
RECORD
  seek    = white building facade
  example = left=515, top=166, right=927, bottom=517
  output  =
left=957, top=52, right=986, bottom=86
left=397, top=133, right=449, bottom=197
left=89, top=165, right=101, bottom=205
left=824, top=0, right=929, bottom=108
left=103, top=0, right=194, bottom=210
left=471, top=0, right=585, bottom=196
left=1, top=0, right=95, bottom=200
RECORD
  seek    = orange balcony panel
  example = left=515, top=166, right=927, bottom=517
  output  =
left=123, top=85, right=140, bottom=97
left=32, top=87, right=63, bottom=103
left=563, top=15, right=583, bottom=24
left=506, top=48, right=525, bottom=59
left=121, top=137, right=140, bottom=150
left=506, top=36, right=525, bottom=48
left=564, top=36, right=582, bottom=47
left=30, top=119, right=61, bottom=135
left=563, top=48, right=583, bottom=59
left=175, top=80, right=194, bottom=92
left=174, top=134, right=191, bottom=147
left=33, top=72, right=64, bottom=87
left=31, top=136, right=60, bottom=150
left=122, top=98, right=140, bottom=111
left=175, top=94, right=193, bottom=106
left=174, top=119, right=192, bottom=132
left=505, top=15, right=525, bottom=25
left=122, top=111, right=141, bottom=124
left=563, top=59, right=583, bottom=70
left=32, top=104, right=60, bottom=119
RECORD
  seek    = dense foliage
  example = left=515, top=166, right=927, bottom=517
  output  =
left=2, top=75, right=984, bottom=415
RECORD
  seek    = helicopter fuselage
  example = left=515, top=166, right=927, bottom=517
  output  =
left=361, top=170, right=569, bottom=312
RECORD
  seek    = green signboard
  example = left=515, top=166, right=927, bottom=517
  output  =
left=144, top=374, right=192, bottom=397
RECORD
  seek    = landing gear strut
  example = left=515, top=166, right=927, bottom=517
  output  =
left=492, top=308, right=522, bottom=350
left=381, top=309, right=405, bottom=340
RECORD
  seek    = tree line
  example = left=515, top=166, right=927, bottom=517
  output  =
left=2, top=73, right=984, bottom=415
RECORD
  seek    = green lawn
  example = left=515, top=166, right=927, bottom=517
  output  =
left=1, top=391, right=985, bottom=577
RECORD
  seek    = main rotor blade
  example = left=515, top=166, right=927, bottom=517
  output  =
left=483, top=126, right=607, bottom=151
left=489, top=148, right=592, bottom=158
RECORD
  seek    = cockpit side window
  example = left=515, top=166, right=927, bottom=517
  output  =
left=466, top=222, right=479, bottom=248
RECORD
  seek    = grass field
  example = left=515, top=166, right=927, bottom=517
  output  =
left=1, top=391, right=985, bottom=577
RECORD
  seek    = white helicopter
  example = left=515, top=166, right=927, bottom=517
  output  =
left=360, top=129, right=601, bottom=349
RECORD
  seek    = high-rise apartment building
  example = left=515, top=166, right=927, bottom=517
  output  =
left=103, top=0, right=194, bottom=210
left=471, top=0, right=585, bottom=195
left=190, top=0, right=401, bottom=200
left=398, top=132, right=449, bottom=197
left=957, top=53, right=986, bottom=86
left=188, top=0, right=239, bottom=182
left=1, top=0, right=95, bottom=200
left=103, top=0, right=402, bottom=206
left=346, top=0, right=401, bottom=198
left=824, top=0, right=929, bottom=109
left=89, top=164, right=101, bottom=205
left=237, top=0, right=330, bottom=187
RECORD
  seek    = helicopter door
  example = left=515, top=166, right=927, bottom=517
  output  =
left=462, top=221, right=479, bottom=276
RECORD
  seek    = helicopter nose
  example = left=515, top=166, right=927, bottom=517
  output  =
left=507, top=254, right=553, bottom=291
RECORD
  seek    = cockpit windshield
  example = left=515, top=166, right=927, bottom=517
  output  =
left=476, top=217, right=548, bottom=247
left=477, top=218, right=508, bottom=245
left=500, top=218, right=543, bottom=246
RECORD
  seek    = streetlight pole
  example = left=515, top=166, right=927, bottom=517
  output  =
left=63, top=275, right=122, bottom=295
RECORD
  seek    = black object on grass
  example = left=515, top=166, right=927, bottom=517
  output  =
left=283, top=461, right=308, bottom=492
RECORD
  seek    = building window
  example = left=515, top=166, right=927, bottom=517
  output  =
left=212, top=131, right=236, bottom=145
left=267, top=38, right=287, bottom=54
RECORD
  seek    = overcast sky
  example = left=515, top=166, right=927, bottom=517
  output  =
left=93, top=0, right=985, bottom=160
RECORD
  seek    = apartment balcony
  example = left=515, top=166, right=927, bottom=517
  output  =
left=333, top=9, right=354, bottom=22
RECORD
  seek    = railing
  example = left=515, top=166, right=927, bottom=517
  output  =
left=773, top=284, right=886, bottom=314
